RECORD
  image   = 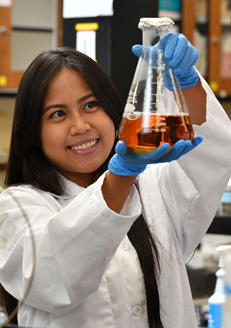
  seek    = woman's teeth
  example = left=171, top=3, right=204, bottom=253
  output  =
left=70, top=139, right=97, bottom=150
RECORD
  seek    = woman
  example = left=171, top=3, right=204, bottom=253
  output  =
left=0, top=33, right=231, bottom=328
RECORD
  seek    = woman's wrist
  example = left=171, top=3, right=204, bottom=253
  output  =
left=101, top=171, right=137, bottom=214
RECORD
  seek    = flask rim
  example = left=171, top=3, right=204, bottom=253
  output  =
left=138, top=17, right=175, bottom=32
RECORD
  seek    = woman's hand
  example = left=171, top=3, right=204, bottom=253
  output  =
left=108, top=137, right=203, bottom=177
left=132, top=33, right=199, bottom=90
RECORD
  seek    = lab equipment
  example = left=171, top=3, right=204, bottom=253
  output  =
left=207, top=246, right=226, bottom=328
left=118, top=17, right=194, bottom=153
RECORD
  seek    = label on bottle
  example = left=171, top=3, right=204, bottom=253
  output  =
left=224, top=284, right=231, bottom=327
left=208, top=303, right=223, bottom=328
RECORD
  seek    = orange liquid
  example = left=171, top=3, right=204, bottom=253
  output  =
left=118, top=113, right=194, bottom=152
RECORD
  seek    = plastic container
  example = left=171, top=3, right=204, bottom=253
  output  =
left=207, top=246, right=226, bottom=328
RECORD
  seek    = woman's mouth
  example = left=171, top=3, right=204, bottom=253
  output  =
left=68, top=139, right=98, bottom=151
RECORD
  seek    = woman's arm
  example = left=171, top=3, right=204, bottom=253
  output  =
left=182, top=79, right=206, bottom=126
left=102, top=173, right=137, bottom=213
left=155, top=76, right=231, bottom=260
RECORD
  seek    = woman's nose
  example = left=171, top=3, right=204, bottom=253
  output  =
left=69, top=115, right=91, bottom=135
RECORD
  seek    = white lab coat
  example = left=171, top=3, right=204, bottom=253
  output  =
left=0, top=76, right=231, bottom=328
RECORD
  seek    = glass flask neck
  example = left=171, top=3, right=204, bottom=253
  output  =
left=142, top=28, right=157, bottom=47
left=141, top=28, right=167, bottom=47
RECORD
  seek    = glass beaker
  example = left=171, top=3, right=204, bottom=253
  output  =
left=118, top=17, right=194, bottom=153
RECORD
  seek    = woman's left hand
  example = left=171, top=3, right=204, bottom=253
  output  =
left=108, top=137, right=203, bottom=177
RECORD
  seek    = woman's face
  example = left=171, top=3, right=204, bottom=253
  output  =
left=40, top=67, right=115, bottom=187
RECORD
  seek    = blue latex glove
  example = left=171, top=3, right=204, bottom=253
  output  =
left=132, top=33, right=199, bottom=90
left=108, top=137, right=203, bottom=176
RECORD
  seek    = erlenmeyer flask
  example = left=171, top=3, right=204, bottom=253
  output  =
left=118, top=17, right=194, bottom=153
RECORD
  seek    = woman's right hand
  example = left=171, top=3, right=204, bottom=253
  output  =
left=132, top=32, right=199, bottom=91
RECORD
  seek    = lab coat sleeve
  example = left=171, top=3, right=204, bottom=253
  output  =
left=0, top=175, right=141, bottom=315
left=149, top=74, right=231, bottom=261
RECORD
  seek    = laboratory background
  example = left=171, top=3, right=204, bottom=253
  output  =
left=0, top=0, right=231, bottom=327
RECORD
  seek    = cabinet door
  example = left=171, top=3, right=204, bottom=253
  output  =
left=0, top=0, right=62, bottom=91
left=0, top=4, right=23, bottom=89
left=209, top=0, right=231, bottom=96
left=182, top=0, right=231, bottom=97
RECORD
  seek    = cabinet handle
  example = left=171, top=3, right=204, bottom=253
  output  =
left=210, top=37, right=220, bottom=44
left=0, top=26, right=9, bottom=34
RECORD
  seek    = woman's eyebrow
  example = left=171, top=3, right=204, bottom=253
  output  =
left=43, top=104, right=66, bottom=114
left=77, top=93, right=95, bottom=104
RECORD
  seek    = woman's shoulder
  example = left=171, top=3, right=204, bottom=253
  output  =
left=1, top=184, right=45, bottom=196
left=0, top=184, right=56, bottom=207
left=0, top=184, right=67, bottom=219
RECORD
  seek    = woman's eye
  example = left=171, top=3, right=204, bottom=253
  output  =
left=84, top=101, right=98, bottom=111
left=51, top=110, right=65, bottom=118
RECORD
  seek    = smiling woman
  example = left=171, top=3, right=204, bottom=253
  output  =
left=0, top=38, right=231, bottom=328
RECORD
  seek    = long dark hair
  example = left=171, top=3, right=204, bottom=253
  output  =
left=1, top=47, right=164, bottom=328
